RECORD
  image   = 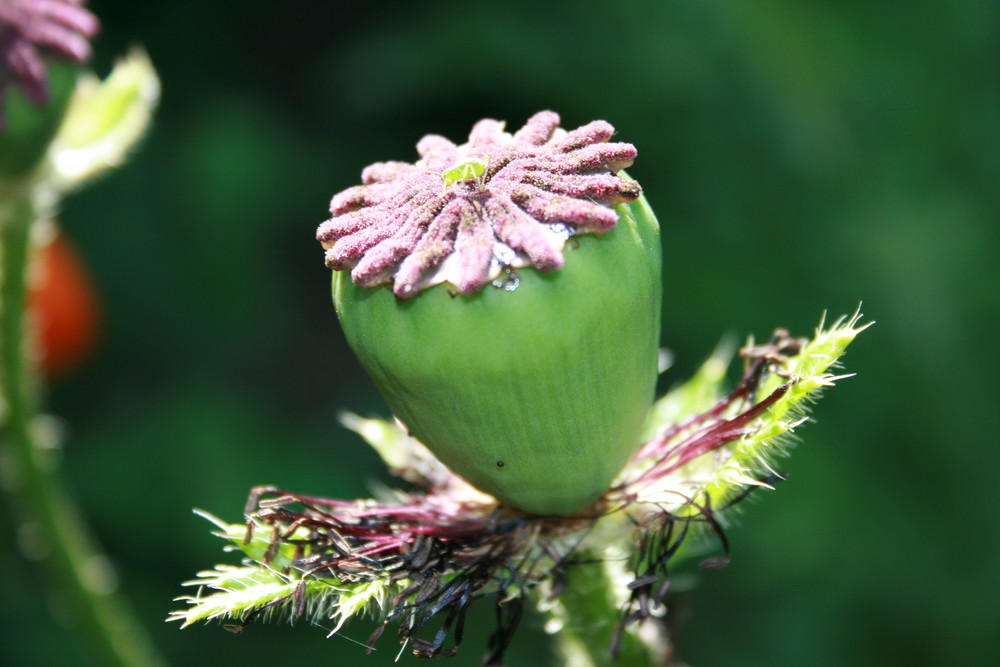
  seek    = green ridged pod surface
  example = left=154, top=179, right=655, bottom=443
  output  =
left=333, top=193, right=661, bottom=515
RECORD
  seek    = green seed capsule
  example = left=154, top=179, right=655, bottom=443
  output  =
left=333, top=193, right=661, bottom=515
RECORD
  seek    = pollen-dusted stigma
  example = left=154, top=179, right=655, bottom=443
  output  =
left=316, top=111, right=642, bottom=298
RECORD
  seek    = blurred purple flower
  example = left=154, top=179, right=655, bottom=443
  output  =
left=317, top=111, right=642, bottom=298
left=0, top=0, right=98, bottom=123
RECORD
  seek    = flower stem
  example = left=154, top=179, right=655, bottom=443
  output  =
left=543, top=552, right=678, bottom=667
left=1, top=188, right=165, bottom=667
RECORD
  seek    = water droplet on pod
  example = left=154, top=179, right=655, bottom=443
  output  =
left=491, top=268, right=520, bottom=292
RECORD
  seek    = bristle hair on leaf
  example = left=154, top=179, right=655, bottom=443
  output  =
left=168, top=566, right=394, bottom=633
left=624, top=309, right=869, bottom=518
left=698, top=308, right=871, bottom=508
left=168, top=512, right=400, bottom=634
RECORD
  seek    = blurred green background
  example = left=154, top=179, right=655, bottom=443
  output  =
left=3, top=0, right=998, bottom=665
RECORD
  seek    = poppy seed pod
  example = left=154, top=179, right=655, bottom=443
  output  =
left=320, top=112, right=661, bottom=515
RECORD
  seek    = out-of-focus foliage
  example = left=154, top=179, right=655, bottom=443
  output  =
left=2, top=1, right=996, bottom=665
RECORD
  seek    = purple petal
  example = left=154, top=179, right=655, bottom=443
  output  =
left=522, top=172, right=642, bottom=204
left=452, top=203, right=496, bottom=294
left=38, top=1, right=100, bottom=38
left=508, top=184, right=620, bottom=232
left=323, top=190, right=438, bottom=267
left=330, top=183, right=392, bottom=215
left=362, top=161, right=414, bottom=184
left=510, top=143, right=636, bottom=175
left=351, top=216, right=428, bottom=287
left=416, top=134, right=459, bottom=170
left=561, top=142, right=637, bottom=172
left=484, top=194, right=563, bottom=271
left=512, top=110, right=561, bottom=147
left=393, top=200, right=463, bottom=298
left=467, top=118, right=507, bottom=148
left=552, top=120, right=615, bottom=152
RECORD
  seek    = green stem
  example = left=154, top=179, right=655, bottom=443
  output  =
left=1, top=188, right=165, bottom=667
left=543, top=553, right=676, bottom=667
